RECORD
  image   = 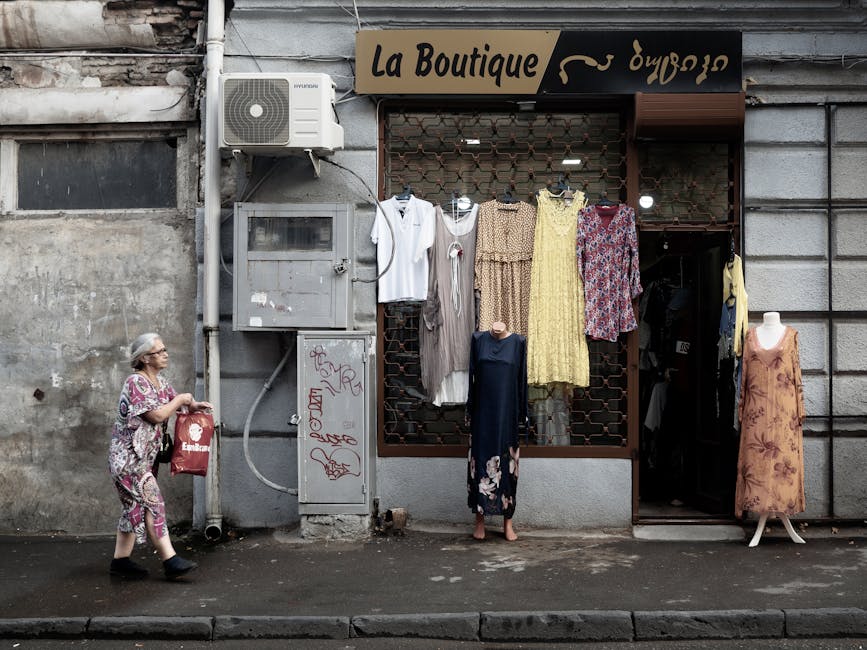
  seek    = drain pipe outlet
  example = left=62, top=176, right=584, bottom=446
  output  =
left=202, top=0, right=225, bottom=542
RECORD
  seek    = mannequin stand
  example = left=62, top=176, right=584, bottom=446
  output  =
left=748, top=512, right=806, bottom=547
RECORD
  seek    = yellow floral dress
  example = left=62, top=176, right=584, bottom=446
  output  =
left=527, top=190, right=590, bottom=387
left=734, top=326, right=806, bottom=517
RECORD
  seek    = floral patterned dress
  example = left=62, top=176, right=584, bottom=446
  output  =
left=734, top=327, right=806, bottom=517
left=577, top=203, right=642, bottom=341
left=466, top=331, right=528, bottom=518
left=527, top=190, right=590, bottom=387
left=108, top=373, right=176, bottom=543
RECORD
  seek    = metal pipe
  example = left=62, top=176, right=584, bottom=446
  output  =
left=203, top=0, right=225, bottom=542
left=825, top=103, right=835, bottom=518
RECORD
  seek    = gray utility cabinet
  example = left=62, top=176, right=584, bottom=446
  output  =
left=233, top=202, right=354, bottom=330
left=296, top=331, right=374, bottom=515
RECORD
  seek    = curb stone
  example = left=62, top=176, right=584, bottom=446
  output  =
left=87, top=616, right=213, bottom=640
left=785, top=608, right=867, bottom=638
left=480, top=610, right=634, bottom=642
left=214, top=615, right=350, bottom=639
left=351, top=612, right=479, bottom=640
left=0, top=618, right=89, bottom=639
left=2, top=609, right=867, bottom=641
left=634, top=609, right=784, bottom=640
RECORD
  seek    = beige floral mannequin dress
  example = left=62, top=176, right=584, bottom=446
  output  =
left=734, top=326, right=806, bottom=517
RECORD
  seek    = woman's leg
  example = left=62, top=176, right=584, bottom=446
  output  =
left=145, top=509, right=177, bottom=561
left=503, top=517, right=517, bottom=542
left=473, top=512, right=486, bottom=540
left=113, top=530, right=136, bottom=559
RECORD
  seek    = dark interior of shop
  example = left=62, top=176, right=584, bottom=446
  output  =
left=637, top=230, right=738, bottom=519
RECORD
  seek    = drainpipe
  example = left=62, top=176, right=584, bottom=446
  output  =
left=202, top=0, right=225, bottom=542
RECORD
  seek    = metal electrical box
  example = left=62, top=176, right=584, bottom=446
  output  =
left=233, top=202, right=353, bottom=330
left=297, top=331, right=374, bottom=515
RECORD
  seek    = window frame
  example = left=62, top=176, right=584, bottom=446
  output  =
left=0, top=127, right=196, bottom=217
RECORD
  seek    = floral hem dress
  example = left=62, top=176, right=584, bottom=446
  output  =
left=466, top=331, right=528, bottom=518
left=108, top=373, right=176, bottom=543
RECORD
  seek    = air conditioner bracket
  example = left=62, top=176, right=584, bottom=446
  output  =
left=306, top=149, right=321, bottom=178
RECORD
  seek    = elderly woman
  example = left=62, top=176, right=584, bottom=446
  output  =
left=108, top=332, right=213, bottom=580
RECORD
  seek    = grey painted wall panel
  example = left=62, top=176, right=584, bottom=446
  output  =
left=744, top=147, right=828, bottom=201
left=833, top=377, right=867, bottom=417
left=745, top=107, right=825, bottom=144
left=743, top=210, right=827, bottom=258
left=832, top=261, right=867, bottom=311
left=833, top=438, right=867, bottom=518
left=803, top=437, right=830, bottom=518
left=196, top=437, right=299, bottom=528
left=834, top=321, right=867, bottom=373
left=802, top=375, right=830, bottom=419
left=744, top=261, right=829, bottom=312
left=834, top=210, right=867, bottom=258
left=831, top=146, right=867, bottom=200
left=834, top=106, right=867, bottom=143
left=375, top=457, right=632, bottom=529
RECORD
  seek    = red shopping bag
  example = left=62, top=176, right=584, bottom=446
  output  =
left=171, top=411, right=214, bottom=476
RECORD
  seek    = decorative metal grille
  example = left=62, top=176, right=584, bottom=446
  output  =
left=636, top=142, right=735, bottom=225
left=379, top=108, right=738, bottom=453
left=380, top=109, right=631, bottom=452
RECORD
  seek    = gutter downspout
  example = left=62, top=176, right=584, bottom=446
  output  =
left=203, top=0, right=225, bottom=542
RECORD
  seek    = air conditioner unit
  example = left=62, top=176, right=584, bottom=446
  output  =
left=219, top=72, right=344, bottom=155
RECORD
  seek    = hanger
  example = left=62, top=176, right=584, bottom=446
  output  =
left=595, top=191, right=617, bottom=207
left=451, top=189, right=473, bottom=213
left=499, top=187, right=519, bottom=204
left=728, top=231, right=736, bottom=264
left=542, top=173, right=572, bottom=199
left=395, top=184, right=413, bottom=201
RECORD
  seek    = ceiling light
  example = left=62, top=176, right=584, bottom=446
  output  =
left=464, top=138, right=481, bottom=145
left=562, top=158, right=582, bottom=165
left=639, top=194, right=654, bottom=209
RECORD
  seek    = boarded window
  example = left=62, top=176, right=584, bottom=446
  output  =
left=17, top=140, right=177, bottom=210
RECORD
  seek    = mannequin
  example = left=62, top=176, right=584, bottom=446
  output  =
left=745, top=312, right=806, bottom=548
left=491, top=321, right=508, bottom=339
left=476, top=321, right=516, bottom=540
left=467, top=319, right=527, bottom=543
left=754, top=311, right=785, bottom=349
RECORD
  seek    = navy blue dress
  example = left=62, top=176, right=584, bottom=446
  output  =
left=466, top=331, right=528, bottom=517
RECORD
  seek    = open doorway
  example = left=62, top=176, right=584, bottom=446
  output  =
left=637, top=230, right=739, bottom=520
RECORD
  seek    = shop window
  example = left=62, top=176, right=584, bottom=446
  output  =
left=380, top=108, right=631, bottom=455
left=17, top=139, right=178, bottom=210
left=379, top=107, right=740, bottom=458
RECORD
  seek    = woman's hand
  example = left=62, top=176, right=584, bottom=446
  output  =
left=191, top=400, right=214, bottom=412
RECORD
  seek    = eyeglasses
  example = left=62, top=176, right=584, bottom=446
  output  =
left=146, top=348, right=168, bottom=357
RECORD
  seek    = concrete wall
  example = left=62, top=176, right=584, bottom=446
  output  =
left=744, top=100, right=867, bottom=519
left=0, top=1, right=203, bottom=534
left=377, top=457, right=632, bottom=530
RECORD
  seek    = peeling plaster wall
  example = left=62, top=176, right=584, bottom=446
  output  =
left=0, top=0, right=203, bottom=534
left=0, top=217, right=198, bottom=533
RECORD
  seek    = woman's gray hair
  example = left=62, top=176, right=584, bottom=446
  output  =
left=129, top=332, right=161, bottom=369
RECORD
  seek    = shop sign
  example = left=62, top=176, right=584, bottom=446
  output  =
left=355, top=30, right=742, bottom=95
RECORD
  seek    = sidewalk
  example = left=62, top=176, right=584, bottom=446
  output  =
left=1, top=522, right=865, bottom=642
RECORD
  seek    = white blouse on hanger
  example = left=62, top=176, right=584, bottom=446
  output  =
left=371, top=195, right=436, bottom=302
